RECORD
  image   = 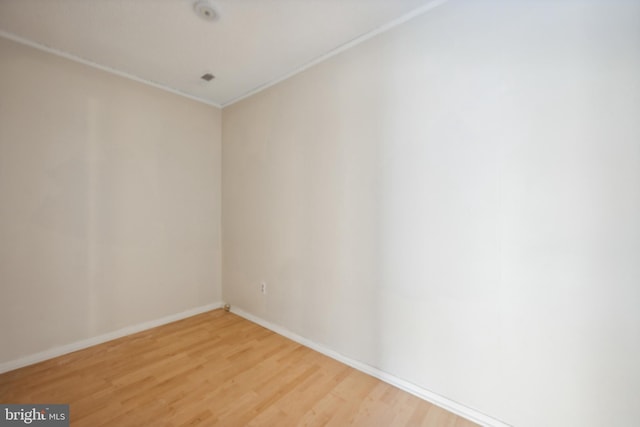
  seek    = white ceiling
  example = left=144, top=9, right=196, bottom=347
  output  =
left=0, top=0, right=444, bottom=107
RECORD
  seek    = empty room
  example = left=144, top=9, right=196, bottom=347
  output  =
left=1, top=0, right=638, bottom=426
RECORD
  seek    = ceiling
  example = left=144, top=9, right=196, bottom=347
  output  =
left=0, top=0, right=444, bottom=107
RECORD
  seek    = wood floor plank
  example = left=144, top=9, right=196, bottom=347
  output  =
left=0, top=310, right=479, bottom=426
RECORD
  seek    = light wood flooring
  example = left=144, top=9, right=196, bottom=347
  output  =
left=0, top=309, right=479, bottom=426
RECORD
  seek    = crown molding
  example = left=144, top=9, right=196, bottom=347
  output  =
left=1, top=0, right=450, bottom=110
left=0, top=30, right=222, bottom=109
left=221, top=0, right=451, bottom=107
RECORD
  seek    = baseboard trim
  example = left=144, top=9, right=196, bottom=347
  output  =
left=0, top=302, right=224, bottom=374
left=230, top=306, right=511, bottom=427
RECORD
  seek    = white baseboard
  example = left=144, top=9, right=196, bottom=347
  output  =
left=0, top=302, right=223, bottom=374
left=230, top=306, right=511, bottom=427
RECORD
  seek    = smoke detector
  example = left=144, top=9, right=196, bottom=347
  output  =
left=193, top=0, right=218, bottom=21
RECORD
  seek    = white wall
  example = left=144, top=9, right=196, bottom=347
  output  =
left=222, top=0, right=640, bottom=426
left=0, top=37, right=222, bottom=365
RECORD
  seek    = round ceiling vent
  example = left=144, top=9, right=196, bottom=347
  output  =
left=193, top=0, right=218, bottom=21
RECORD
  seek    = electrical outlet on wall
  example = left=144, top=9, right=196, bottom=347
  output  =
left=260, top=281, right=267, bottom=295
